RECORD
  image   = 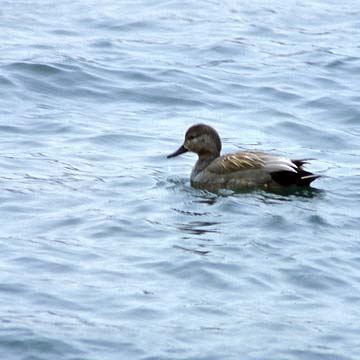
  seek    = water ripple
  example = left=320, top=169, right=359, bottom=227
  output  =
left=1, top=0, right=360, bottom=359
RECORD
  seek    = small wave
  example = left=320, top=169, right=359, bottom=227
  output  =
left=5, top=62, right=64, bottom=76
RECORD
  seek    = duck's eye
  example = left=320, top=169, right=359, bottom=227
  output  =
left=188, top=134, right=197, bottom=141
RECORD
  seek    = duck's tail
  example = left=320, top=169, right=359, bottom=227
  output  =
left=271, top=159, right=320, bottom=187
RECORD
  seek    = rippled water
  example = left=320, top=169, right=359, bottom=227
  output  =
left=1, top=0, right=360, bottom=359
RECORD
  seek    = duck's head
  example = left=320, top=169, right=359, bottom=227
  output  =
left=167, top=124, right=222, bottom=158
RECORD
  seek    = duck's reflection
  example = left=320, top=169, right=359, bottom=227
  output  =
left=172, top=208, right=221, bottom=255
left=173, top=245, right=210, bottom=256
left=176, top=220, right=220, bottom=236
left=172, top=208, right=210, bottom=217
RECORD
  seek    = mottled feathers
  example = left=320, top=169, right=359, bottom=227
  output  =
left=167, top=124, right=320, bottom=190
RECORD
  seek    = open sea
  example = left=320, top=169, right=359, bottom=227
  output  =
left=1, top=1, right=360, bottom=359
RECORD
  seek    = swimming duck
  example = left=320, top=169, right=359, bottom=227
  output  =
left=167, top=124, right=320, bottom=191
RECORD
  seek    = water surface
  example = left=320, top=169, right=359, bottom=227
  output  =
left=1, top=1, right=360, bottom=359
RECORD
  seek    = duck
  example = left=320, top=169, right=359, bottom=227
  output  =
left=167, top=124, right=320, bottom=191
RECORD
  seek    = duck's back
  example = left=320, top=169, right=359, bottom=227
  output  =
left=190, top=151, right=318, bottom=190
left=190, top=151, right=274, bottom=190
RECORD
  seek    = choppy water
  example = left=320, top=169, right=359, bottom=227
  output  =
left=1, top=1, right=360, bottom=359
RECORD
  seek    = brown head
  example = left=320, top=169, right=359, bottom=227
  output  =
left=167, top=124, right=222, bottom=159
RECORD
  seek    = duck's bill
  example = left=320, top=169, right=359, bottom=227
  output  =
left=167, top=145, right=188, bottom=158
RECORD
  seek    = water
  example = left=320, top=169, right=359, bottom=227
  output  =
left=1, top=0, right=360, bottom=359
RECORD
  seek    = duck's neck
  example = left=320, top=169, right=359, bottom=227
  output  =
left=193, top=152, right=220, bottom=175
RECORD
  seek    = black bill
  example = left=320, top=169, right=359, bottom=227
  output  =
left=167, top=145, right=188, bottom=158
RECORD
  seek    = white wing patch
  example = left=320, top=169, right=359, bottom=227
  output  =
left=263, top=156, right=298, bottom=173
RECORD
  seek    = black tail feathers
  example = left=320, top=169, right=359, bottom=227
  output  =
left=271, top=159, right=320, bottom=187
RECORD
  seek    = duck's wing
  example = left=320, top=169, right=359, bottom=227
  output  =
left=207, top=151, right=320, bottom=186
left=207, top=151, right=298, bottom=174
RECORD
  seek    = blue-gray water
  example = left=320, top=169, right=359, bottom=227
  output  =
left=1, top=1, right=360, bottom=359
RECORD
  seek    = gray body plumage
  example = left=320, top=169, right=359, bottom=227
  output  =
left=167, top=124, right=320, bottom=191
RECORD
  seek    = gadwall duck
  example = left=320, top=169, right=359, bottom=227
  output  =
left=167, top=124, right=320, bottom=191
